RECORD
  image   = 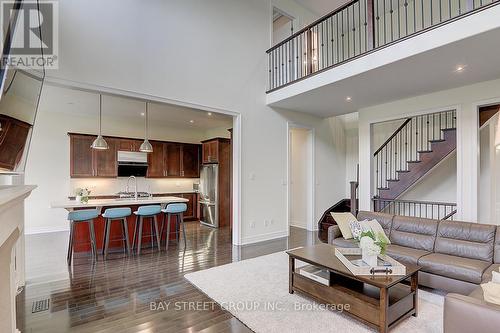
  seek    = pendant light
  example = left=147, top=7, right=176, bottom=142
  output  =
left=91, top=94, right=109, bottom=150
left=140, top=102, right=153, bottom=153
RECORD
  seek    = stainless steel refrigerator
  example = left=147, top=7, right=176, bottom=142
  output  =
left=199, top=164, right=219, bottom=227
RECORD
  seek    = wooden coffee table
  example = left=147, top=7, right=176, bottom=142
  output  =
left=287, top=243, right=420, bottom=333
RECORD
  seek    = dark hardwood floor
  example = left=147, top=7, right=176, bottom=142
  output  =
left=17, top=222, right=319, bottom=332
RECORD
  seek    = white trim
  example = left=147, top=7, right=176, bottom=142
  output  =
left=43, top=76, right=243, bottom=245
left=240, top=230, right=288, bottom=246
left=289, top=221, right=308, bottom=229
left=286, top=122, right=315, bottom=233
left=25, top=226, right=69, bottom=235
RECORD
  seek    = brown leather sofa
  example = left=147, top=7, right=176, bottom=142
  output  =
left=327, top=211, right=500, bottom=333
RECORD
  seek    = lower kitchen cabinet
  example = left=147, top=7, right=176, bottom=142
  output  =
left=169, top=192, right=197, bottom=220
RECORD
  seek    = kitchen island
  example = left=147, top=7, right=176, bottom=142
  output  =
left=51, top=196, right=189, bottom=253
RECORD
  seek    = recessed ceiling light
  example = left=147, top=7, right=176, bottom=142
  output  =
left=140, top=112, right=145, bottom=116
left=189, top=120, right=194, bottom=123
left=207, top=112, right=212, bottom=116
left=455, top=65, right=466, bottom=73
left=346, top=96, right=352, bottom=102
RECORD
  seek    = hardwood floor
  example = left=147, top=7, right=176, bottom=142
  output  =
left=17, top=223, right=319, bottom=332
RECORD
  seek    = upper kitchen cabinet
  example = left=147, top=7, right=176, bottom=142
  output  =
left=94, top=138, right=117, bottom=177
left=181, top=144, right=200, bottom=178
left=202, top=138, right=230, bottom=164
left=69, top=134, right=117, bottom=177
left=70, top=134, right=95, bottom=177
left=164, top=143, right=181, bottom=177
left=118, top=139, right=141, bottom=152
left=146, top=141, right=166, bottom=178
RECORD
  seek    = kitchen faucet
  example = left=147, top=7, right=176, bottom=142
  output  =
left=126, top=176, right=138, bottom=200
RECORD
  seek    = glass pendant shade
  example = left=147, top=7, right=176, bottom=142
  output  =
left=91, top=94, right=109, bottom=150
left=140, top=102, right=153, bottom=152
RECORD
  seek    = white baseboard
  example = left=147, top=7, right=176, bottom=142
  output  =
left=289, top=220, right=307, bottom=229
left=241, top=230, right=288, bottom=245
left=25, top=226, right=69, bottom=235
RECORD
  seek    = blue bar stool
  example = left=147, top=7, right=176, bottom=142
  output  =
left=132, top=205, right=161, bottom=255
left=102, top=207, right=132, bottom=259
left=161, top=203, right=188, bottom=249
left=67, top=209, right=99, bottom=265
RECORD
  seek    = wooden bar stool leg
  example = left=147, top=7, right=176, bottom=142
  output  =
left=149, top=216, right=154, bottom=250
left=137, top=216, right=143, bottom=255
left=132, top=215, right=139, bottom=251
left=159, top=213, right=165, bottom=245
left=104, top=218, right=112, bottom=260
left=153, top=215, right=161, bottom=251
left=165, top=213, right=171, bottom=250
left=175, top=214, right=179, bottom=242
left=123, top=218, right=131, bottom=256
left=67, top=221, right=74, bottom=265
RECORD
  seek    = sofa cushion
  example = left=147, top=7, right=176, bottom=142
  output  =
left=435, top=220, right=496, bottom=262
left=389, top=215, right=439, bottom=252
left=495, top=226, right=500, bottom=264
left=418, top=253, right=491, bottom=284
left=385, top=244, right=430, bottom=266
left=357, top=211, right=393, bottom=237
left=331, top=237, right=357, bottom=248
left=482, top=264, right=500, bottom=283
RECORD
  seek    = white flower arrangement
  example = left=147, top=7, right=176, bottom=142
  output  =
left=357, top=229, right=388, bottom=266
left=75, top=188, right=91, bottom=203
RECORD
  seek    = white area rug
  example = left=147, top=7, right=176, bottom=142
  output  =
left=185, top=251, right=444, bottom=333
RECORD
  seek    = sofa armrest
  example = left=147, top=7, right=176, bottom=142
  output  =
left=444, top=293, right=500, bottom=333
left=328, top=225, right=341, bottom=244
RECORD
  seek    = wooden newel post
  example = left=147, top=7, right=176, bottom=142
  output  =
left=350, top=181, right=359, bottom=215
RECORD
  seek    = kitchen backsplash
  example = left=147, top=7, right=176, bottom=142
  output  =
left=69, top=178, right=199, bottom=196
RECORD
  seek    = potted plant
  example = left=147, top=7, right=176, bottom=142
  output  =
left=358, top=230, right=389, bottom=267
left=75, top=188, right=91, bottom=204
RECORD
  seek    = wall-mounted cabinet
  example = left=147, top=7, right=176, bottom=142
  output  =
left=202, top=139, right=220, bottom=164
left=69, top=133, right=200, bottom=179
left=0, top=115, right=31, bottom=170
left=70, top=134, right=117, bottom=177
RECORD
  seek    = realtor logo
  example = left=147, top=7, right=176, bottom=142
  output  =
left=1, top=0, right=58, bottom=69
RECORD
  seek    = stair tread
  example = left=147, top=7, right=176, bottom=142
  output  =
left=441, top=128, right=457, bottom=131
left=377, top=187, right=390, bottom=190
left=387, top=179, right=400, bottom=182
left=429, top=139, right=445, bottom=143
left=418, top=150, right=433, bottom=153
left=407, top=160, right=421, bottom=163
left=396, top=170, right=410, bottom=173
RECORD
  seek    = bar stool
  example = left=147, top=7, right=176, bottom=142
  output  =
left=102, top=207, right=132, bottom=260
left=67, top=209, right=99, bottom=266
left=161, top=203, right=188, bottom=249
left=132, top=205, right=161, bottom=255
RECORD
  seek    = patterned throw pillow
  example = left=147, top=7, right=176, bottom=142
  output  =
left=349, top=220, right=363, bottom=239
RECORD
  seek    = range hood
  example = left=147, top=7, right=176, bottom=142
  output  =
left=117, top=151, right=148, bottom=177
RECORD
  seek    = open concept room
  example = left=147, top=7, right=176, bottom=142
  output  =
left=1, top=0, right=500, bottom=332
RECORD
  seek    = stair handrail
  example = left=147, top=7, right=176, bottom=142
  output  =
left=442, top=210, right=458, bottom=220
left=373, top=118, right=411, bottom=157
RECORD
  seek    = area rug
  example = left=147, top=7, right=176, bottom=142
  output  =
left=184, top=251, right=444, bottom=333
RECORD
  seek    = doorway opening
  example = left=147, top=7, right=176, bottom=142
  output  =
left=287, top=124, right=314, bottom=233
left=272, top=7, right=295, bottom=45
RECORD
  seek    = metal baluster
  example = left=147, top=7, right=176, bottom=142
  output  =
left=398, top=0, right=401, bottom=39
left=421, top=0, right=425, bottom=29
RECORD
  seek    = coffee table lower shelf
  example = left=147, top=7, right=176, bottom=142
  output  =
left=290, top=272, right=417, bottom=333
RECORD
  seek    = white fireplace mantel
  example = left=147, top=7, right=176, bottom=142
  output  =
left=0, top=185, right=36, bottom=333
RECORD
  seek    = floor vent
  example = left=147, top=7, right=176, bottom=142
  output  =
left=32, top=299, right=50, bottom=313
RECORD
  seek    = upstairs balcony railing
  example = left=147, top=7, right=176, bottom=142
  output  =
left=266, top=0, right=499, bottom=92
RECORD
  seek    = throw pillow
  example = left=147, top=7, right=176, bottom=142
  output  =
left=349, top=220, right=363, bottom=239
left=330, top=212, right=358, bottom=239
left=481, top=282, right=500, bottom=305
left=366, top=219, right=391, bottom=244
left=492, top=270, right=500, bottom=284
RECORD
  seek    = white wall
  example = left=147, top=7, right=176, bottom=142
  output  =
left=358, top=78, right=500, bottom=223
left=29, top=0, right=345, bottom=244
left=289, top=128, right=308, bottom=228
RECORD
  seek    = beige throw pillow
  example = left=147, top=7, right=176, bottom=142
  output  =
left=492, top=270, right=500, bottom=284
left=481, top=282, right=500, bottom=305
left=330, top=212, right=357, bottom=239
left=365, top=219, right=391, bottom=244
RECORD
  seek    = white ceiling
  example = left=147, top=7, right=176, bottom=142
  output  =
left=295, top=0, right=347, bottom=16
left=41, top=84, right=233, bottom=130
left=268, top=26, right=500, bottom=117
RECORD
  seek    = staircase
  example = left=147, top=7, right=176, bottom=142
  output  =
left=374, top=110, right=456, bottom=202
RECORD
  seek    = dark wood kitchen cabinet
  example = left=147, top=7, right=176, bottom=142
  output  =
left=118, top=139, right=141, bottom=152
left=202, top=139, right=219, bottom=163
left=181, top=144, right=200, bottom=178
left=0, top=115, right=31, bottom=170
left=70, top=134, right=117, bottom=177
left=146, top=141, right=166, bottom=178
left=164, top=143, right=181, bottom=177
left=170, top=192, right=197, bottom=220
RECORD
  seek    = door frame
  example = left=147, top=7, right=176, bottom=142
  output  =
left=286, top=122, right=315, bottom=234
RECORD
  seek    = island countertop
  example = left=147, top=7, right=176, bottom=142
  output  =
left=51, top=195, right=189, bottom=210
